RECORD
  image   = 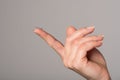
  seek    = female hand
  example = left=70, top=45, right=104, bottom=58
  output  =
left=34, top=26, right=111, bottom=80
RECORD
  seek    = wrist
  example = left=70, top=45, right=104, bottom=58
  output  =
left=87, top=69, right=111, bottom=80
left=87, top=76, right=111, bottom=80
left=100, top=73, right=111, bottom=80
left=100, top=69, right=111, bottom=80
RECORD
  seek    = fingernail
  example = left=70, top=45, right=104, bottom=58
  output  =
left=87, top=26, right=95, bottom=29
left=34, top=27, right=43, bottom=32
left=34, top=28, right=38, bottom=33
left=99, top=34, right=104, bottom=37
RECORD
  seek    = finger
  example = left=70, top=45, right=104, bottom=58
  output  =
left=65, top=26, right=95, bottom=54
left=77, top=35, right=104, bottom=45
left=65, top=26, right=76, bottom=55
left=34, top=28, right=64, bottom=58
left=67, top=35, right=104, bottom=64
left=85, top=35, right=104, bottom=41
left=76, top=40, right=103, bottom=59
left=83, top=41, right=103, bottom=51
left=65, top=26, right=95, bottom=62
left=66, top=26, right=76, bottom=37
left=67, top=26, right=95, bottom=42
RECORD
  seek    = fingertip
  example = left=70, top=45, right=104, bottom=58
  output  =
left=101, top=34, right=104, bottom=38
left=97, top=41, right=103, bottom=47
left=86, top=26, right=95, bottom=30
left=66, top=25, right=76, bottom=37
left=34, top=28, right=38, bottom=33
left=66, top=25, right=75, bottom=31
left=98, top=34, right=105, bottom=41
left=34, top=27, right=42, bottom=34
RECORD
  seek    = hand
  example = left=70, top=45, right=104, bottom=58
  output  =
left=34, top=26, right=111, bottom=80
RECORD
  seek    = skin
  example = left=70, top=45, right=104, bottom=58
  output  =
left=34, top=26, right=111, bottom=80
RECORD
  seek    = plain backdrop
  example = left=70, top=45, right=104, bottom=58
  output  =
left=0, top=0, right=120, bottom=80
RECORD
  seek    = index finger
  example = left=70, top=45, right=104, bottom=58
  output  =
left=34, top=28, right=64, bottom=58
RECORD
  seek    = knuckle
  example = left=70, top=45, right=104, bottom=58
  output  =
left=72, top=61, right=78, bottom=69
left=66, top=37, right=71, bottom=42
left=92, top=36, right=98, bottom=40
left=84, top=41, right=91, bottom=47
left=63, top=60, right=68, bottom=68
left=78, top=44, right=85, bottom=50
left=78, top=28, right=87, bottom=37
left=64, top=63, right=68, bottom=68
left=72, top=39, right=78, bottom=45
left=63, top=59, right=82, bottom=70
left=80, top=28, right=87, bottom=33
left=67, top=62, right=73, bottom=69
left=63, top=59, right=69, bottom=68
left=64, top=60, right=73, bottom=69
left=87, top=36, right=96, bottom=41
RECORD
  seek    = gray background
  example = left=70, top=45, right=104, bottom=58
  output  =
left=0, top=0, right=119, bottom=80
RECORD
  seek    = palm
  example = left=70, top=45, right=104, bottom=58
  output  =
left=80, top=48, right=107, bottom=79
